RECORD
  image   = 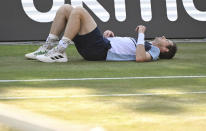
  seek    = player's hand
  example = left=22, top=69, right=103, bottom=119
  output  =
left=103, top=30, right=115, bottom=38
left=135, top=25, right=146, bottom=34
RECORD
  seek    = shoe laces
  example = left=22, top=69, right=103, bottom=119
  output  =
left=45, top=46, right=59, bottom=56
left=36, top=44, right=48, bottom=52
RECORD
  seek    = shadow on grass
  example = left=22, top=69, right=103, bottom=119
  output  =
left=0, top=78, right=206, bottom=115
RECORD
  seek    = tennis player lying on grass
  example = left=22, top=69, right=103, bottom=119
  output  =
left=25, top=4, right=177, bottom=63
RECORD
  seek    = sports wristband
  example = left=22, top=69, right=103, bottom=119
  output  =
left=137, top=33, right=145, bottom=45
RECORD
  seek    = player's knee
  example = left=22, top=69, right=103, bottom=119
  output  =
left=63, top=4, right=73, bottom=12
left=72, top=6, right=85, bottom=16
left=57, top=4, right=73, bottom=16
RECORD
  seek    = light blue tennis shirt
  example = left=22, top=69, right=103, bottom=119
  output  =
left=106, top=37, right=160, bottom=61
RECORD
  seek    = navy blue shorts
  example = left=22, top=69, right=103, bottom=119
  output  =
left=73, top=27, right=111, bottom=61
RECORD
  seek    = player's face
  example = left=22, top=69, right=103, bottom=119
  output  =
left=154, top=36, right=173, bottom=53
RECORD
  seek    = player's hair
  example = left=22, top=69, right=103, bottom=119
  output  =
left=159, top=42, right=177, bottom=59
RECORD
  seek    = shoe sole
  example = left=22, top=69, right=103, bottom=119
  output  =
left=37, top=57, right=68, bottom=63
left=25, top=55, right=37, bottom=60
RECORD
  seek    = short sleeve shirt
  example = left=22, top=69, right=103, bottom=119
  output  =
left=106, top=37, right=160, bottom=61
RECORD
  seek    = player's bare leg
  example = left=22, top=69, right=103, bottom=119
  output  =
left=25, top=4, right=74, bottom=60
left=36, top=6, right=98, bottom=63
left=63, top=6, right=97, bottom=40
left=50, top=4, right=74, bottom=36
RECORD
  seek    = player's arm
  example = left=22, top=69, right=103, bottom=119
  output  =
left=103, top=30, right=115, bottom=38
left=135, top=25, right=152, bottom=62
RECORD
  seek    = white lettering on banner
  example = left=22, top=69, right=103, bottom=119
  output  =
left=21, top=0, right=64, bottom=22
left=140, top=0, right=152, bottom=21
left=21, top=0, right=206, bottom=23
left=166, top=0, right=178, bottom=21
left=71, top=0, right=110, bottom=22
left=114, top=0, right=126, bottom=21
left=182, top=0, right=206, bottom=21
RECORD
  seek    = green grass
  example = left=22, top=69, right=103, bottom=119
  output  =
left=0, top=43, right=206, bottom=131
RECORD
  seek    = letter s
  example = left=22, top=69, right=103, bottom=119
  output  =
left=21, top=0, right=64, bottom=23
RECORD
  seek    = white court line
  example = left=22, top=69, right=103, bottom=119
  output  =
left=0, top=91, right=206, bottom=100
left=0, top=75, right=206, bottom=82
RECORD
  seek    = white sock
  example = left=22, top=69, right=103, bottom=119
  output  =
left=45, top=34, right=59, bottom=48
left=49, top=33, right=58, bottom=39
left=57, top=37, right=73, bottom=53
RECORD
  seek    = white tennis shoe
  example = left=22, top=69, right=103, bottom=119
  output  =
left=36, top=46, right=68, bottom=63
left=25, top=45, right=49, bottom=60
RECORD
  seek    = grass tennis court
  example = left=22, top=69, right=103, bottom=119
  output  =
left=0, top=42, right=206, bottom=131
